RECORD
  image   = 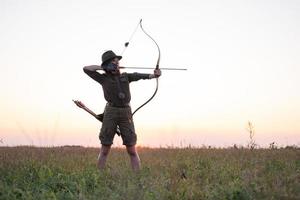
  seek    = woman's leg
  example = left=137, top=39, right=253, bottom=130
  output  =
left=126, top=145, right=141, bottom=171
left=97, top=144, right=111, bottom=170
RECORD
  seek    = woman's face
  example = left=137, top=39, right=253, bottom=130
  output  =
left=111, top=57, right=120, bottom=67
left=109, top=57, right=120, bottom=74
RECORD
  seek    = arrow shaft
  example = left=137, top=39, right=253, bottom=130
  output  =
left=119, top=66, right=187, bottom=71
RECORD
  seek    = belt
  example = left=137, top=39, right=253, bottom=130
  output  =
left=107, top=102, right=130, bottom=108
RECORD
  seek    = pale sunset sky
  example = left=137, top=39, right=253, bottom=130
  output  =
left=1, top=0, right=299, bottom=147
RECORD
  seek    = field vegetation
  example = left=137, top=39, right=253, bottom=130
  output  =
left=0, top=146, right=299, bottom=200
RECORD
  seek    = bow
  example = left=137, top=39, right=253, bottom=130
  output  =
left=122, top=19, right=161, bottom=116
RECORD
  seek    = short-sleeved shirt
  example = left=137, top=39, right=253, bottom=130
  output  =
left=83, top=69, right=151, bottom=107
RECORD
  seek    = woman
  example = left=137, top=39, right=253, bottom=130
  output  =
left=83, top=50, right=161, bottom=171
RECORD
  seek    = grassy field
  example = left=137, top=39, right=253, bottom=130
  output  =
left=0, top=146, right=299, bottom=200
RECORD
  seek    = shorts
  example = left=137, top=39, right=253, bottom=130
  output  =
left=99, top=104, right=137, bottom=146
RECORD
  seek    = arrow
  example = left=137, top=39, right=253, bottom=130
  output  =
left=119, top=66, right=187, bottom=71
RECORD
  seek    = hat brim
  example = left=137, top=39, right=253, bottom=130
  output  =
left=101, top=55, right=122, bottom=66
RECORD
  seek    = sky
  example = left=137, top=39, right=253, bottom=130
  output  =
left=0, top=0, right=299, bottom=147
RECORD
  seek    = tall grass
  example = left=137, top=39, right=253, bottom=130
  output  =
left=0, top=146, right=299, bottom=200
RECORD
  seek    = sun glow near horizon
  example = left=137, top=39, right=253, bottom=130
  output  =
left=1, top=0, right=300, bottom=147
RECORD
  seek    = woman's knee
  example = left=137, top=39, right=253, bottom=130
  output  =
left=126, top=145, right=138, bottom=156
left=100, top=145, right=111, bottom=156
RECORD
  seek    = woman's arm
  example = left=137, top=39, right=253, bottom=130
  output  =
left=83, top=65, right=102, bottom=71
left=127, top=69, right=161, bottom=82
left=83, top=65, right=105, bottom=84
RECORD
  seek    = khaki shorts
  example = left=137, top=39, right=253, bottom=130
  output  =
left=99, top=105, right=137, bottom=146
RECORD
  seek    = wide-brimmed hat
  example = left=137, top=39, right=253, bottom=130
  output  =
left=101, top=50, right=122, bottom=66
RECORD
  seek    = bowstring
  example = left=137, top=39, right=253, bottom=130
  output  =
left=120, top=19, right=142, bottom=56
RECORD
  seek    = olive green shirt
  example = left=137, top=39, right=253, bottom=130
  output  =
left=84, top=69, right=151, bottom=107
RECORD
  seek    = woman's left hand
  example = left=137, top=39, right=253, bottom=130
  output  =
left=154, top=69, right=161, bottom=78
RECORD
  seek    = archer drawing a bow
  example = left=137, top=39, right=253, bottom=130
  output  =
left=74, top=19, right=187, bottom=130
